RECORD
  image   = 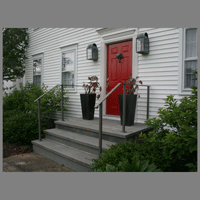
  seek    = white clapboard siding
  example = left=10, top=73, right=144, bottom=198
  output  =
left=25, top=28, right=185, bottom=123
left=26, top=28, right=101, bottom=119
left=136, top=28, right=181, bottom=123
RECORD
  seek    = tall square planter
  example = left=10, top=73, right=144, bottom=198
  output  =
left=118, top=94, right=137, bottom=126
left=80, top=94, right=96, bottom=120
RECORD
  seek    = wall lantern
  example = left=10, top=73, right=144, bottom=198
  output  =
left=136, top=32, right=149, bottom=55
left=86, top=43, right=98, bottom=61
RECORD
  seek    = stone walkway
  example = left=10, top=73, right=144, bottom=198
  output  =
left=3, top=152, right=75, bottom=172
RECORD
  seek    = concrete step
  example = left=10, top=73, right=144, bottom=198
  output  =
left=32, top=117, right=152, bottom=171
left=44, top=128, right=116, bottom=155
left=55, top=120, right=127, bottom=143
left=32, top=139, right=98, bottom=172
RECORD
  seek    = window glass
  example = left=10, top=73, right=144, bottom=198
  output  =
left=62, top=71, right=74, bottom=88
left=62, top=50, right=75, bottom=88
left=33, top=75, right=41, bottom=87
left=62, top=51, right=74, bottom=71
left=33, top=59, right=41, bottom=75
left=186, top=29, right=197, bottom=58
left=184, top=60, right=197, bottom=88
left=33, top=58, right=42, bottom=87
left=184, top=28, right=197, bottom=89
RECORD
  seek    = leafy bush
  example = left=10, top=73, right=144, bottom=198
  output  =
left=3, top=110, right=48, bottom=145
left=3, top=82, right=69, bottom=117
left=3, top=82, right=69, bottom=145
left=91, top=141, right=142, bottom=171
left=137, top=72, right=197, bottom=172
left=92, top=71, right=197, bottom=172
left=94, top=154, right=162, bottom=172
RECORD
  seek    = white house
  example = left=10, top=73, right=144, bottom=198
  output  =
left=24, top=28, right=197, bottom=123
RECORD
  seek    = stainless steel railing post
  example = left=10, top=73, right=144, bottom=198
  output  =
left=38, top=99, right=41, bottom=141
left=99, top=103, right=103, bottom=156
left=122, top=82, right=126, bottom=133
left=147, top=85, right=150, bottom=120
left=61, top=84, right=64, bottom=121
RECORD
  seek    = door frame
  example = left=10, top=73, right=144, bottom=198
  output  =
left=96, top=28, right=138, bottom=118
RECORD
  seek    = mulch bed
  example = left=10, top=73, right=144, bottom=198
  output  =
left=3, top=142, right=33, bottom=159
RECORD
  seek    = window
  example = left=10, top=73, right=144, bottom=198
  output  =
left=33, top=55, right=43, bottom=87
left=183, top=28, right=197, bottom=89
left=61, top=44, right=77, bottom=91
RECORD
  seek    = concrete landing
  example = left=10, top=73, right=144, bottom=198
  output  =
left=3, top=152, right=75, bottom=172
left=55, top=117, right=152, bottom=140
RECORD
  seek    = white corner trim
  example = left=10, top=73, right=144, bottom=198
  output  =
left=132, top=29, right=138, bottom=78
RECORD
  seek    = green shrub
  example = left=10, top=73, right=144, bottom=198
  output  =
left=3, top=82, right=69, bottom=145
left=92, top=71, right=197, bottom=172
left=91, top=141, right=142, bottom=171
left=94, top=154, right=162, bottom=172
left=138, top=71, right=197, bottom=172
left=3, top=82, right=69, bottom=117
left=3, top=110, right=48, bottom=145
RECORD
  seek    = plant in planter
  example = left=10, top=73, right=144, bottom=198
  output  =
left=80, top=76, right=102, bottom=120
left=118, top=76, right=143, bottom=126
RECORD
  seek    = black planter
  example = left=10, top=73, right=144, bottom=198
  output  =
left=118, top=94, right=137, bottom=126
left=80, top=94, right=96, bottom=120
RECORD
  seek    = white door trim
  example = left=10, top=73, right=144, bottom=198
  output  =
left=96, top=28, right=138, bottom=117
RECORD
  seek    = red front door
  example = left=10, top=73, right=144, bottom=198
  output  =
left=106, top=40, right=132, bottom=116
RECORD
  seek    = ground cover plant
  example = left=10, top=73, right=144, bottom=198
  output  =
left=91, top=71, right=197, bottom=172
left=3, top=82, right=69, bottom=146
left=93, top=154, right=162, bottom=172
left=91, top=139, right=158, bottom=172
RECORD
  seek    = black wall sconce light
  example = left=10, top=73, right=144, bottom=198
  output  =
left=136, top=32, right=149, bottom=55
left=86, top=43, right=98, bottom=61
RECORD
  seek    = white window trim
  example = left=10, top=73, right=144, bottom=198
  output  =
left=178, top=28, right=198, bottom=96
left=60, top=43, right=78, bottom=93
left=32, top=53, right=44, bottom=88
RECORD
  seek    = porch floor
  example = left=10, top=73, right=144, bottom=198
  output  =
left=56, top=117, right=152, bottom=140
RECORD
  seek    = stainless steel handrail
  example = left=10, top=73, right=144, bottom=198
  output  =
left=34, top=84, right=61, bottom=103
left=34, top=84, right=83, bottom=141
left=34, top=84, right=64, bottom=141
left=96, top=82, right=150, bottom=156
left=95, top=83, right=122, bottom=108
left=33, top=82, right=150, bottom=158
left=95, top=83, right=123, bottom=156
